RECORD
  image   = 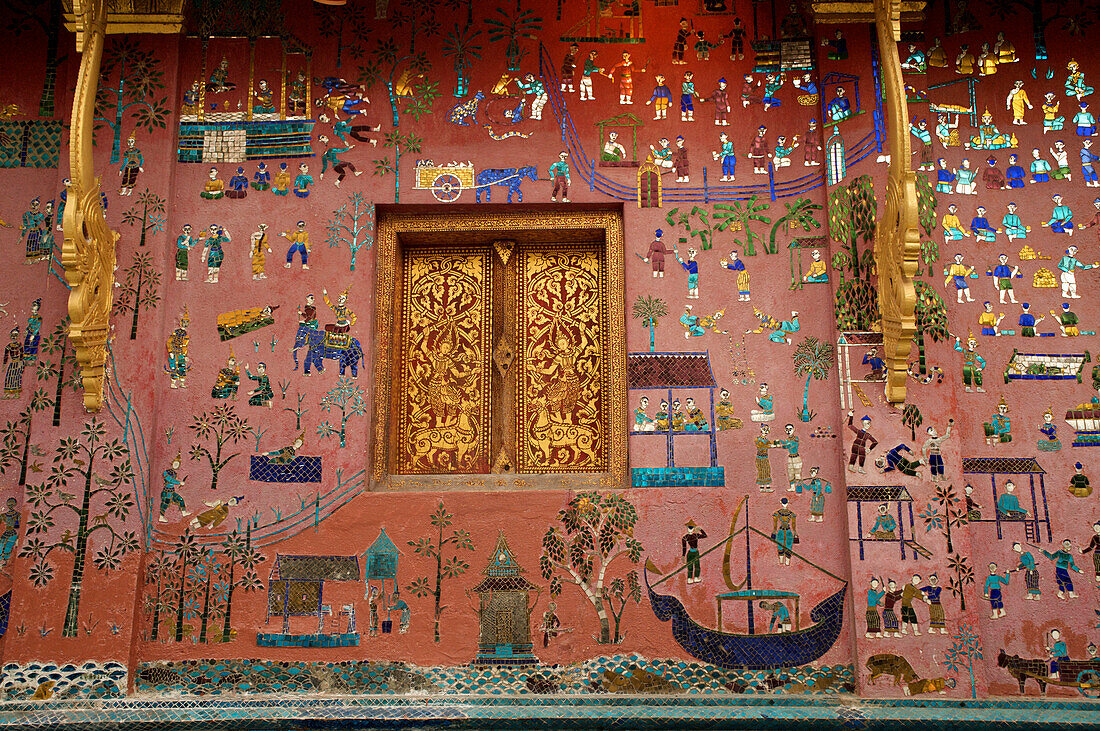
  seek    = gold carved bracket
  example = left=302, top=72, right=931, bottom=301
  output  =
left=62, top=2, right=184, bottom=410
left=813, top=0, right=924, bottom=404
left=872, top=0, right=921, bottom=404
left=64, top=1, right=187, bottom=50
left=63, top=0, right=120, bottom=412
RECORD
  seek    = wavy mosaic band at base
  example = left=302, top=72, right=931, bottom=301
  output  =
left=135, top=655, right=856, bottom=696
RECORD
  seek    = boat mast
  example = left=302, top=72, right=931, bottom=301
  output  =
left=745, top=502, right=754, bottom=634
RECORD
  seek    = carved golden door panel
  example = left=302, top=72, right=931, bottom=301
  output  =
left=398, top=250, right=493, bottom=474
left=517, top=246, right=607, bottom=473
left=396, top=242, right=608, bottom=476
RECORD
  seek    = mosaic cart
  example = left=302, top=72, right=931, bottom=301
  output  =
left=413, top=162, right=476, bottom=202
left=962, top=457, right=1051, bottom=543
left=1003, top=350, right=1090, bottom=383
left=999, top=651, right=1100, bottom=698
left=847, top=485, right=931, bottom=560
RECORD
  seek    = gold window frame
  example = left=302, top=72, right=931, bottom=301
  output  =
left=372, top=205, right=627, bottom=492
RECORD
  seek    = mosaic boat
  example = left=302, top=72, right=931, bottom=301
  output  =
left=646, top=497, right=848, bottom=670
left=646, top=573, right=847, bottom=671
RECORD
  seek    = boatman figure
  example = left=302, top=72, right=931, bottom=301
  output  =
left=681, top=520, right=707, bottom=584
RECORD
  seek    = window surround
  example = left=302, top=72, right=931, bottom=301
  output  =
left=371, top=204, right=628, bottom=492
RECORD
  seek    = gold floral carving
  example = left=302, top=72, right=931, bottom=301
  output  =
left=518, top=247, right=607, bottom=472
left=63, top=0, right=119, bottom=412
left=398, top=251, right=492, bottom=474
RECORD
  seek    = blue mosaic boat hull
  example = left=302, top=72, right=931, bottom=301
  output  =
left=647, top=569, right=847, bottom=670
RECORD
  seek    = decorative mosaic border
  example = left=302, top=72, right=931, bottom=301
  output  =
left=0, top=694, right=1099, bottom=730
left=133, top=656, right=855, bottom=696
left=0, top=661, right=127, bottom=701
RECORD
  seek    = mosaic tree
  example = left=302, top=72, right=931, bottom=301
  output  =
left=915, top=172, right=938, bottom=238
left=946, top=552, right=974, bottom=611
left=188, top=404, right=253, bottom=493
left=121, top=189, right=166, bottom=248
left=318, top=376, right=367, bottom=448
left=314, top=0, right=373, bottom=69
left=406, top=501, right=475, bottom=643
left=94, top=37, right=171, bottom=164
left=916, top=239, right=940, bottom=278
left=902, top=403, right=923, bottom=440
left=792, top=336, right=834, bottom=422
left=713, top=197, right=771, bottom=256
left=283, top=392, right=309, bottom=431
left=988, top=0, right=1091, bottom=58
left=144, top=548, right=173, bottom=641
left=216, top=529, right=264, bottom=643
left=0, top=388, right=52, bottom=486
left=665, top=206, right=732, bottom=252
left=358, top=38, right=438, bottom=130
left=441, top=23, right=483, bottom=97
left=167, top=531, right=201, bottom=642
left=914, top=172, right=939, bottom=277
left=373, top=131, right=424, bottom=204
left=632, top=295, right=668, bottom=353
left=391, top=0, right=442, bottom=56
left=194, top=548, right=222, bottom=644
left=767, top=197, right=823, bottom=256
left=36, top=318, right=80, bottom=428
left=323, top=192, right=374, bottom=272
left=919, top=483, right=969, bottom=555
left=604, top=570, right=641, bottom=644
left=913, top=280, right=949, bottom=376
left=112, top=251, right=162, bottom=341
left=148, top=529, right=261, bottom=644
left=19, top=417, right=139, bottom=637
left=3, top=0, right=67, bottom=117
left=943, top=623, right=983, bottom=699
left=356, top=34, right=435, bottom=203
left=540, top=492, right=644, bottom=645
left=484, top=5, right=543, bottom=71
left=830, top=178, right=880, bottom=331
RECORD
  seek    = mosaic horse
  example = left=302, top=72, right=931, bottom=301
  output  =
left=475, top=165, right=538, bottom=203
left=292, top=324, right=365, bottom=376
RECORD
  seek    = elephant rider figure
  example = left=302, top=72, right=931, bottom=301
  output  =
left=322, top=287, right=356, bottom=347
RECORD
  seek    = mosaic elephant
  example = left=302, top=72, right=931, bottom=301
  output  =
left=292, top=324, right=364, bottom=376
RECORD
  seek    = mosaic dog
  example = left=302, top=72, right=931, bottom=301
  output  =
left=447, top=91, right=485, bottom=126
